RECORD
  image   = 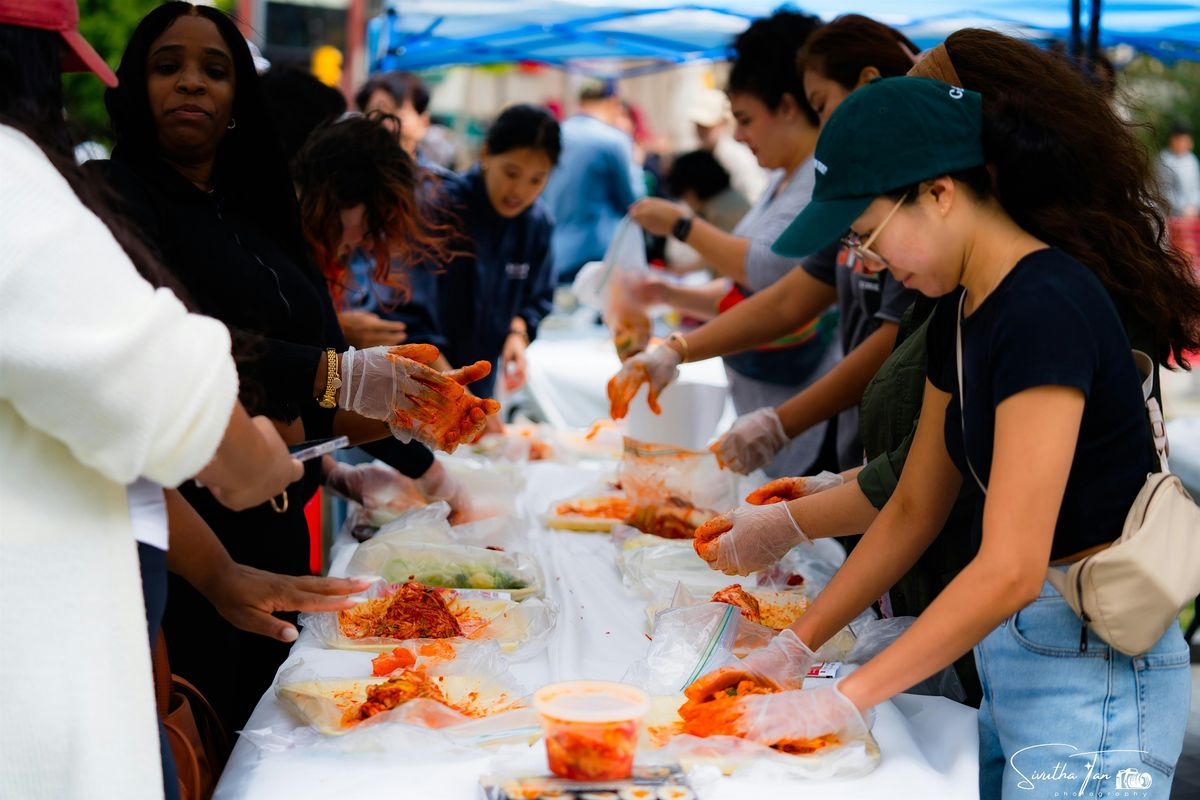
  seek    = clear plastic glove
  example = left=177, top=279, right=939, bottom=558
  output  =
left=745, top=471, right=844, bottom=505
left=500, top=333, right=527, bottom=393
left=607, top=343, right=682, bottom=419
left=693, top=504, right=809, bottom=576
left=414, top=460, right=473, bottom=522
left=324, top=461, right=405, bottom=510
left=338, top=344, right=500, bottom=453
left=629, top=272, right=667, bottom=307
left=728, top=681, right=873, bottom=746
left=710, top=407, right=788, bottom=474
left=686, top=629, right=818, bottom=699
left=610, top=311, right=653, bottom=362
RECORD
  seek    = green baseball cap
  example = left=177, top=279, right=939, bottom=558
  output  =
left=772, top=76, right=986, bottom=258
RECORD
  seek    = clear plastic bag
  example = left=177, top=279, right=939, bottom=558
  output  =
left=660, top=583, right=808, bottom=642
left=239, top=651, right=541, bottom=759
left=350, top=457, right=525, bottom=539
left=755, top=543, right=844, bottom=597
left=623, top=602, right=742, bottom=696
left=621, top=539, right=749, bottom=599
left=595, top=216, right=653, bottom=362
left=469, top=423, right=574, bottom=465
left=845, top=616, right=966, bottom=702
left=619, top=436, right=736, bottom=525
left=441, top=455, right=526, bottom=521
left=352, top=502, right=456, bottom=545
left=361, top=501, right=530, bottom=553
left=345, top=540, right=545, bottom=600
left=301, top=580, right=557, bottom=659
left=541, top=482, right=629, bottom=533
left=623, top=605, right=880, bottom=779
left=272, top=641, right=528, bottom=737
left=646, top=728, right=880, bottom=781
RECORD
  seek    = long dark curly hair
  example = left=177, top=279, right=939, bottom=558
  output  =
left=104, top=2, right=312, bottom=277
left=291, top=113, right=454, bottom=308
left=937, top=28, right=1200, bottom=367
left=727, top=10, right=822, bottom=126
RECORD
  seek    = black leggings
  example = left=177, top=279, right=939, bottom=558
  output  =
left=138, top=542, right=181, bottom=800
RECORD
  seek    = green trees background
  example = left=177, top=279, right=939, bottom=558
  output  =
left=1124, top=55, right=1200, bottom=151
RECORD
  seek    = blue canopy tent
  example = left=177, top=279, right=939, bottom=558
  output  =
left=367, top=1, right=1200, bottom=77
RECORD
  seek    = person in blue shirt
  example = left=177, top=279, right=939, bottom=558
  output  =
left=542, top=82, right=644, bottom=284
left=403, top=104, right=560, bottom=399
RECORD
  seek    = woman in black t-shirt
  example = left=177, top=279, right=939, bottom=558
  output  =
left=686, top=69, right=1200, bottom=797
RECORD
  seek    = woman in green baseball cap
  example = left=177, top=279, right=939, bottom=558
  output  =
left=688, top=61, right=1200, bottom=798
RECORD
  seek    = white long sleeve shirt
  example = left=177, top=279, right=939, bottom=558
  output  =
left=0, top=124, right=238, bottom=799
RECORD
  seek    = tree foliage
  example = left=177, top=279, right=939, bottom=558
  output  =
left=1121, top=55, right=1200, bottom=154
left=63, top=0, right=160, bottom=143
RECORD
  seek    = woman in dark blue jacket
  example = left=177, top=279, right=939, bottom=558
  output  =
left=415, top=104, right=559, bottom=398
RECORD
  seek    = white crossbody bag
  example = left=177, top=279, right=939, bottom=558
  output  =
left=955, top=292, right=1200, bottom=656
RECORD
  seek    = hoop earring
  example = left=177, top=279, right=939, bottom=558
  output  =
left=227, top=118, right=237, bottom=130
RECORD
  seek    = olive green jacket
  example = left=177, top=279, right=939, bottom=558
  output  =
left=852, top=298, right=982, bottom=705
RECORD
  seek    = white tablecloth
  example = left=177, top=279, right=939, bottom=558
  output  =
left=524, top=333, right=736, bottom=450
left=214, top=462, right=979, bottom=799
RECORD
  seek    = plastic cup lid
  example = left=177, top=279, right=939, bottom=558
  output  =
left=533, top=680, right=650, bottom=723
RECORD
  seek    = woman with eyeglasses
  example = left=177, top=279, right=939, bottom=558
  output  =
left=692, top=23, right=1187, bottom=711
left=687, top=51, right=1198, bottom=800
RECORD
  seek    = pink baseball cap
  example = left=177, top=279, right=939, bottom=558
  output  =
left=0, top=0, right=118, bottom=87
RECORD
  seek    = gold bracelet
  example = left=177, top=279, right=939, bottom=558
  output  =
left=667, top=331, right=690, bottom=364
left=318, top=348, right=340, bottom=409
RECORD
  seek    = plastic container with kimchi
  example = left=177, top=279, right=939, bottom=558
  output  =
left=533, top=681, right=651, bottom=781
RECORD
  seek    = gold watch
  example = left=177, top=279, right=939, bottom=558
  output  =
left=318, top=348, right=340, bottom=409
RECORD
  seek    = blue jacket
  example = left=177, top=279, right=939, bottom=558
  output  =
left=541, top=114, right=643, bottom=282
left=399, top=167, right=556, bottom=398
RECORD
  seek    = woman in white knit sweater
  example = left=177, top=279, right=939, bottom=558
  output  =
left=0, top=6, right=305, bottom=798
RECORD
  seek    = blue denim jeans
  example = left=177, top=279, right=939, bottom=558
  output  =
left=975, top=575, right=1191, bottom=799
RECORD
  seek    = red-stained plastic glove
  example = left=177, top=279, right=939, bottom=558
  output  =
left=745, top=471, right=844, bottom=505
left=710, top=407, right=788, bottom=474
left=694, top=504, right=809, bottom=576
left=324, top=461, right=407, bottom=510
left=607, top=343, right=681, bottom=419
left=338, top=344, right=500, bottom=453
left=727, top=682, right=873, bottom=746
left=685, top=629, right=818, bottom=699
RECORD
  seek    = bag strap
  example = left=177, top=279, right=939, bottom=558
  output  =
left=955, top=292, right=988, bottom=496
left=1131, top=350, right=1170, bottom=473
left=153, top=631, right=173, bottom=717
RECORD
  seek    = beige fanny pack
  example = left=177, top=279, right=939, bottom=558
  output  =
left=956, top=294, right=1200, bottom=656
